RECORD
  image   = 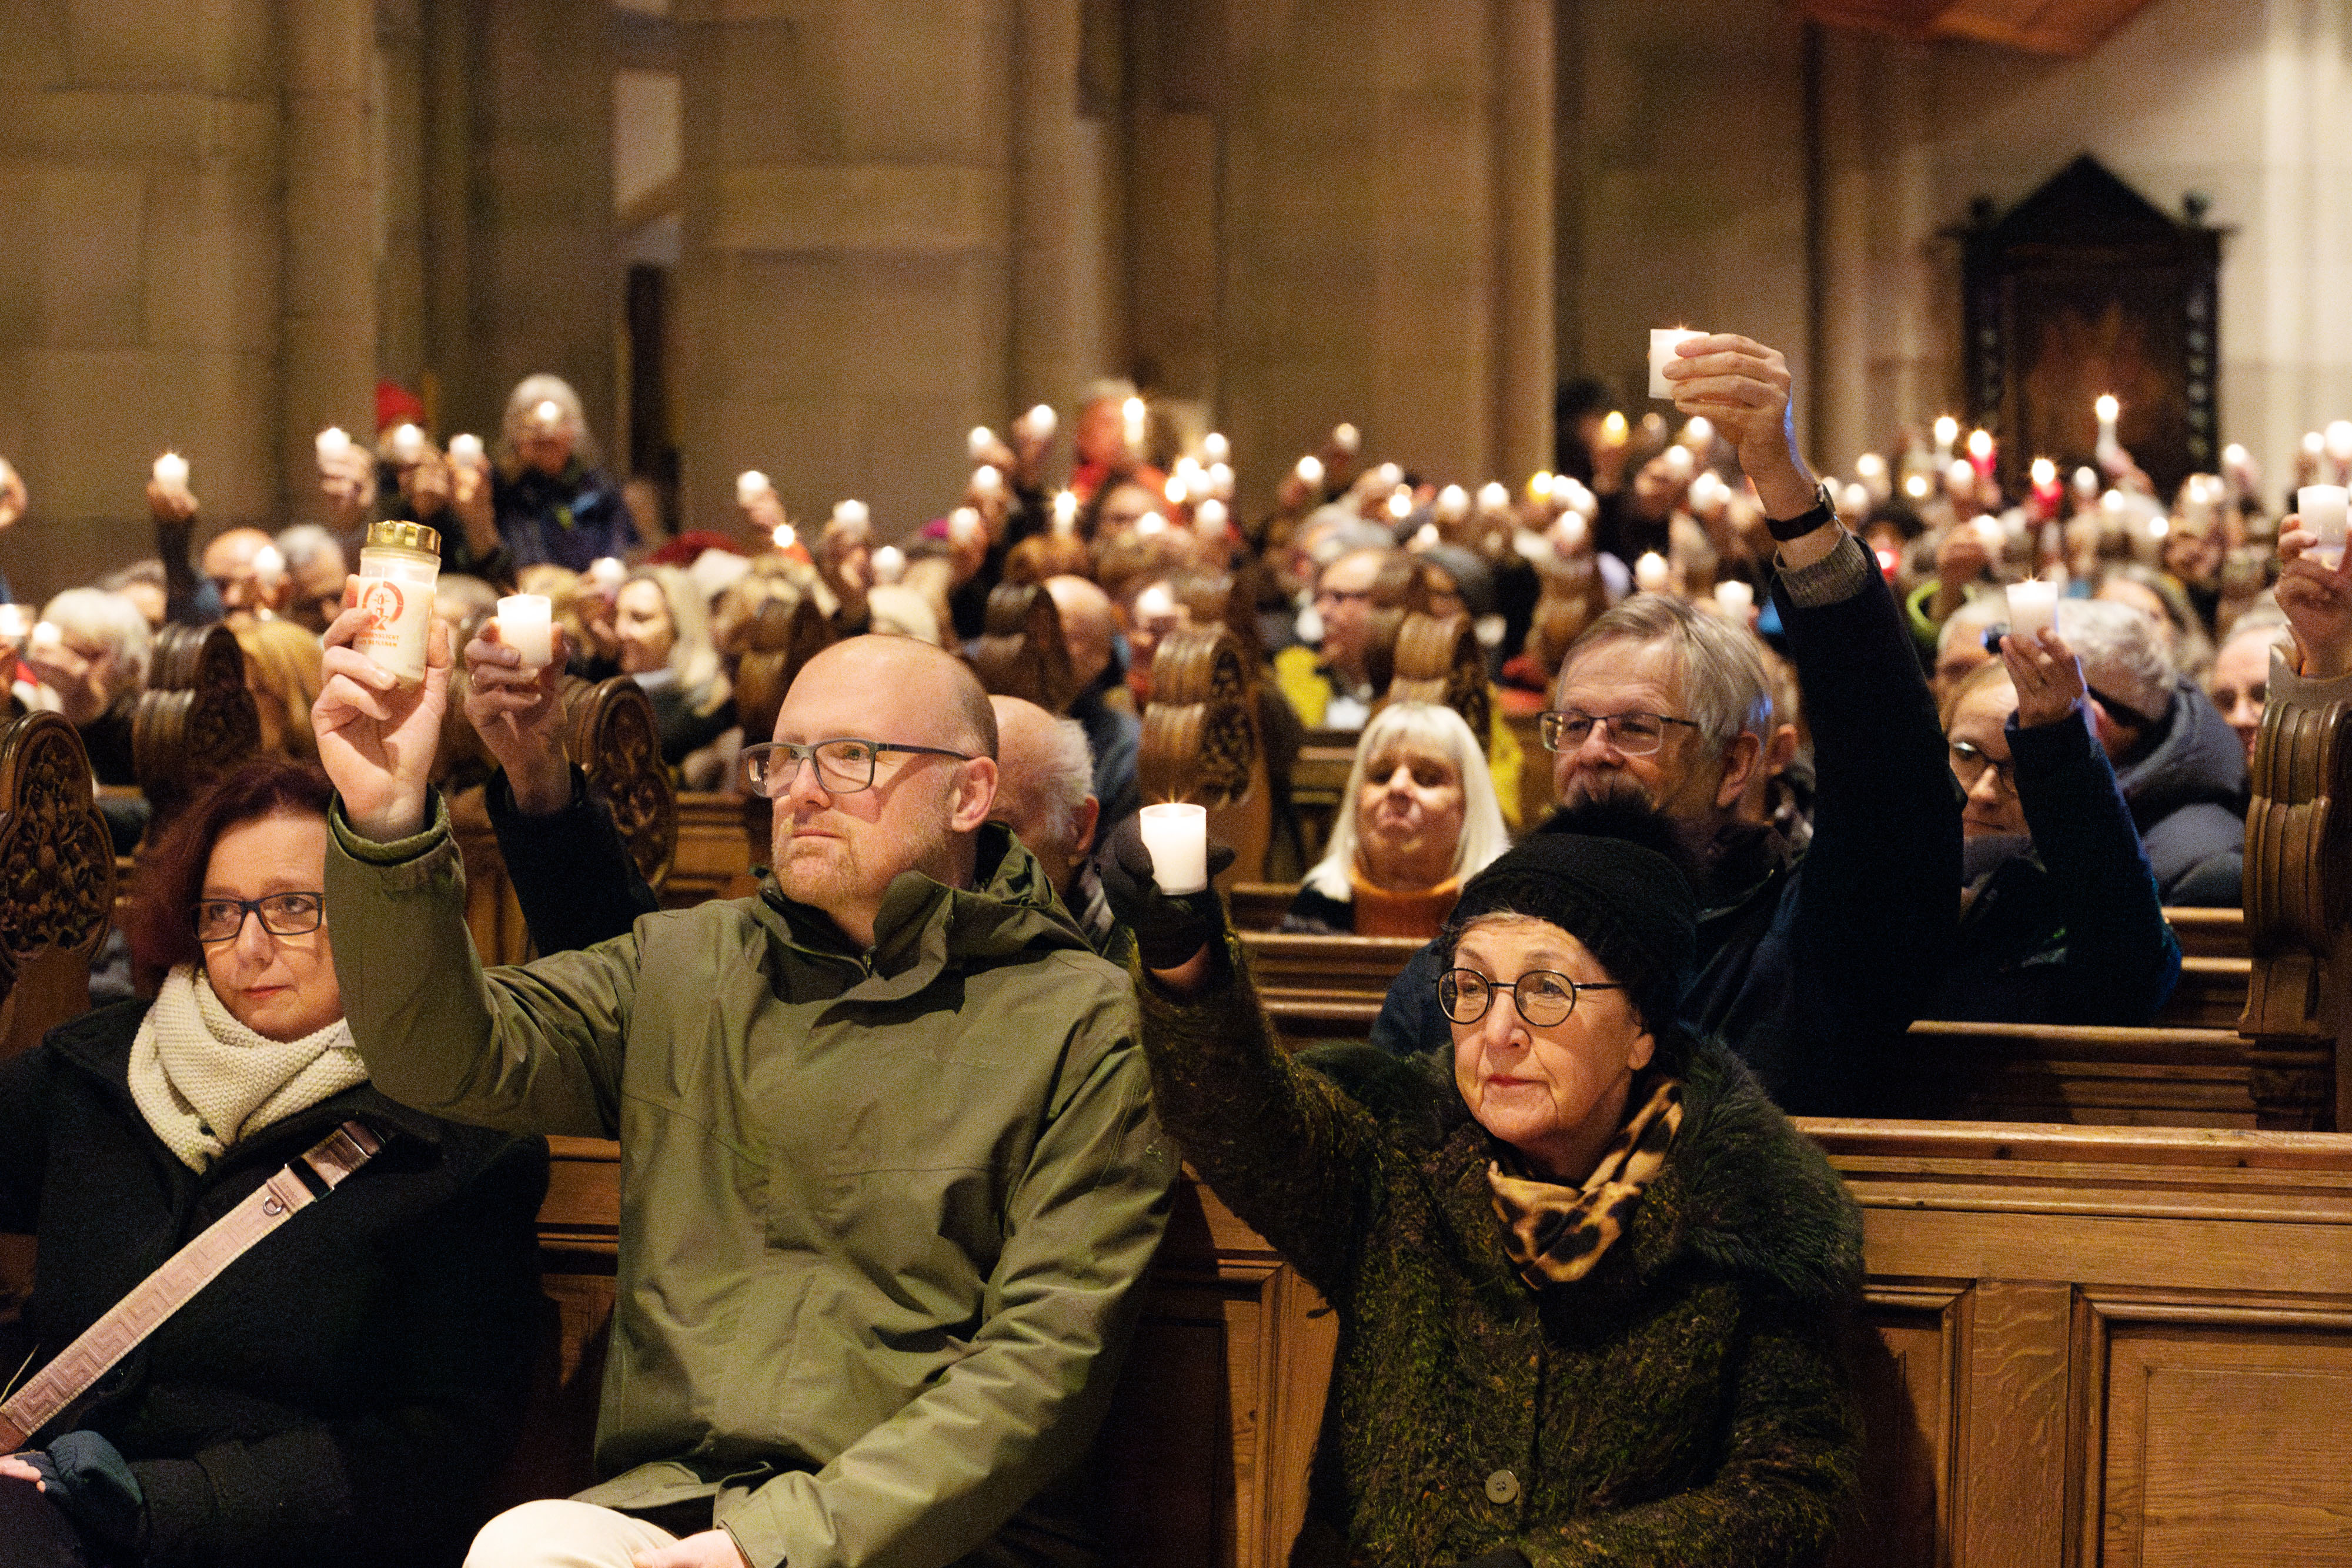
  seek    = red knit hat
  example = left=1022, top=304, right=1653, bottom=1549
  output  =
left=376, top=380, right=427, bottom=434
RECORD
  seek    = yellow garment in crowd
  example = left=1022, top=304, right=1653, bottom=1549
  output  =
left=1272, top=644, right=1525, bottom=827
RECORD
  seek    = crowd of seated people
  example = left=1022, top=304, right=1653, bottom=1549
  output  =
left=1, top=328, right=2350, bottom=1568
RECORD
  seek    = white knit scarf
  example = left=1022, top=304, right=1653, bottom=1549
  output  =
left=128, top=965, right=369, bottom=1172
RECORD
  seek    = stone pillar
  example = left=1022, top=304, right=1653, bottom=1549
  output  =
left=1220, top=1, right=1522, bottom=502
left=671, top=0, right=1015, bottom=536
left=282, top=0, right=380, bottom=509
left=1494, top=0, right=1555, bottom=486
left=0, top=0, right=292, bottom=598
left=1008, top=0, right=1091, bottom=416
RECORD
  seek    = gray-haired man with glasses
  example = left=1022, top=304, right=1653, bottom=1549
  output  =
left=1370, top=332, right=1960, bottom=1116
left=313, top=627, right=1172, bottom=1568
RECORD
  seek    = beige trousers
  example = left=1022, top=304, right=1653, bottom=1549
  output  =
left=465, top=1499, right=685, bottom=1568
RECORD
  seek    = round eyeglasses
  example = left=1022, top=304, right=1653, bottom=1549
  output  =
left=1437, top=968, right=1624, bottom=1028
left=1538, top=708, right=1702, bottom=757
left=195, top=892, right=325, bottom=944
left=739, top=738, right=974, bottom=798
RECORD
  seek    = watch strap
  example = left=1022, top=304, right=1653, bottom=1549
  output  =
left=1764, top=481, right=1839, bottom=543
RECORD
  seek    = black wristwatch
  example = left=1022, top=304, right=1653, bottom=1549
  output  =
left=1763, top=480, right=1839, bottom=543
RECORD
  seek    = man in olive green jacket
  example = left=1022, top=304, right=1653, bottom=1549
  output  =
left=313, top=628, right=1175, bottom=1568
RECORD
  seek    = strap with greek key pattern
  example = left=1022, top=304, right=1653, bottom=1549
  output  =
left=0, top=1120, right=381, bottom=1451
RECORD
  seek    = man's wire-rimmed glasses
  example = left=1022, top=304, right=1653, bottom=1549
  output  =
left=195, top=892, right=325, bottom=945
left=740, top=738, right=975, bottom=799
left=1437, top=968, right=1625, bottom=1028
left=1537, top=708, right=1703, bottom=757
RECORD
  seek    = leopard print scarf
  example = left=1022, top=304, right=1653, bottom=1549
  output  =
left=1485, top=1075, right=1685, bottom=1290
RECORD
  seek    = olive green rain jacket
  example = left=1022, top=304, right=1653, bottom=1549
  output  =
left=326, top=805, right=1175, bottom=1568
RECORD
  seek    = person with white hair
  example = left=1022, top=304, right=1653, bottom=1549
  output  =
left=2062, top=597, right=2246, bottom=905
left=474, top=373, right=638, bottom=571
left=273, top=523, right=350, bottom=634
left=988, top=696, right=1126, bottom=959
left=24, top=587, right=153, bottom=784
left=1285, top=703, right=1512, bottom=939
left=2206, top=612, right=2294, bottom=764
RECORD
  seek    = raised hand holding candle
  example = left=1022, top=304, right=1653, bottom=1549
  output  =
left=588, top=556, right=626, bottom=594
left=2005, top=579, right=2058, bottom=642
left=1138, top=802, right=1210, bottom=894
left=1713, top=580, right=1754, bottom=617
left=390, top=423, right=426, bottom=463
left=1633, top=551, right=1672, bottom=593
left=315, top=426, right=351, bottom=465
left=0, top=605, right=26, bottom=642
left=1201, top=431, right=1230, bottom=464
left=737, top=470, right=770, bottom=507
left=1649, top=329, right=1703, bottom=399
left=1122, top=398, right=1147, bottom=456
left=771, top=523, right=797, bottom=553
left=449, top=433, right=485, bottom=467
left=870, top=544, right=906, bottom=584
left=31, top=620, right=61, bottom=650
left=152, top=452, right=189, bottom=487
left=1332, top=422, right=1361, bottom=456
left=1194, top=498, right=1229, bottom=538
left=1021, top=404, right=1057, bottom=442
left=1931, top=416, right=1957, bottom=466
left=1295, top=454, right=1324, bottom=489
left=2297, top=485, right=2348, bottom=569
left=2095, top=394, right=2121, bottom=462
left=968, top=426, right=995, bottom=461
left=496, top=593, right=553, bottom=668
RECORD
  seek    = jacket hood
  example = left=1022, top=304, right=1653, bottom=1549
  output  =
left=756, top=823, right=1097, bottom=1002
left=2114, top=676, right=2248, bottom=828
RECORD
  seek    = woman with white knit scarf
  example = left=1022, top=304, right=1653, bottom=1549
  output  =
left=0, top=757, right=547, bottom=1568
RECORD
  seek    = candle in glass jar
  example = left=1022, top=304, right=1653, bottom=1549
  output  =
left=495, top=593, right=553, bottom=669
left=2298, top=486, right=2348, bottom=569
left=1138, top=802, right=1210, bottom=895
left=2005, top=579, right=2059, bottom=642
left=152, top=452, right=189, bottom=487
left=1649, top=329, right=1703, bottom=399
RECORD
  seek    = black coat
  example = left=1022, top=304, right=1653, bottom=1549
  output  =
left=2113, top=675, right=2247, bottom=907
left=0, top=1000, right=549, bottom=1568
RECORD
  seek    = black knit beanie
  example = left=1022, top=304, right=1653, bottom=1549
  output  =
left=1445, top=831, right=1698, bottom=1035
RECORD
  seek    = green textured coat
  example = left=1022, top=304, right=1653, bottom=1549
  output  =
left=1137, top=937, right=1864, bottom=1567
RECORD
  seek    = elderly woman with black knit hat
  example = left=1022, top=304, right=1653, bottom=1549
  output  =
left=1103, top=805, right=1864, bottom=1567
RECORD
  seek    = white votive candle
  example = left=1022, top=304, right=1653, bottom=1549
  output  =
left=496, top=593, right=552, bottom=669
left=152, top=452, right=189, bottom=487
left=2005, top=579, right=2059, bottom=641
left=968, top=426, right=995, bottom=460
left=1714, top=580, right=1754, bottom=617
left=31, top=620, right=61, bottom=649
left=1332, top=422, right=1361, bottom=456
left=1051, top=490, right=1079, bottom=536
left=1194, top=498, right=1229, bottom=537
left=390, top=423, right=426, bottom=463
left=587, top=556, right=626, bottom=593
left=449, top=433, right=485, bottom=466
left=1202, top=431, right=1230, bottom=464
left=1295, top=454, right=1324, bottom=488
left=1138, top=802, right=1210, bottom=895
left=1649, top=329, right=1703, bottom=399
left=0, top=605, right=26, bottom=641
left=2298, top=485, right=2348, bottom=569
left=870, top=544, right=906, bottom=584
left=1022, top=404, right=1057, bottom=442
left=315, top=426, right=351, bottom=464
left=737, top=470, right=769, bottom=507
left=1633, top=551, right=1672, bottom=593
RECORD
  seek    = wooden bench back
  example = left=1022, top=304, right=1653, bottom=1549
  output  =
left=2240, top=679, right=2352, bottom=1128
left=1386, top=610, right=1491, bottom=753
left=968, top=581, right=1081, bottom=715
left=0, top=712, right=115, bottom=1061
left=1142, top=625, right=1271, bottom=884
left=729, top=592, right=833, bottom=747
left=131, top=623, right=260, bottom=841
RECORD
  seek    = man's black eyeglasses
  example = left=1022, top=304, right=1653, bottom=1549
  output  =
left=740, top=738, right=975, bottom=798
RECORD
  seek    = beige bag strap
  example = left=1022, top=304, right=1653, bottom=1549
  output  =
left=0, top=1120, right=381, bottom=1451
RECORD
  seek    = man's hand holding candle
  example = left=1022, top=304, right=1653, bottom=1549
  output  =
left=2278, top=507, right=2352, bottom=681
left=1656, top=333, right=1833, bottom=567
left=464, top=610, right=573, bottom=815
left=314, top=578, right=453, bottom=841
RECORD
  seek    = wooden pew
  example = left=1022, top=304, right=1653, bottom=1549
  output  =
left=130, top=621, right=260, bottom=842
left=1809, top=1118, right=2352, bottom=1568
left=1142, top=626, right=1273, bottom=886
left=665, top=790, right=763, bottom=907
left=525, top=1122, right=2352, bottom=1568
left=0, top=712, right=115, bottom=1062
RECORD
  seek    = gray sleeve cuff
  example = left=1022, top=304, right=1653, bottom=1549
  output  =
left=1775, top=531, right=1875, bottom=609
left=2270, top=645, right=2352, bottom=709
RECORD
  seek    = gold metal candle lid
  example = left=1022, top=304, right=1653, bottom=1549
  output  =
left=362, top=519, right=442, bottom=556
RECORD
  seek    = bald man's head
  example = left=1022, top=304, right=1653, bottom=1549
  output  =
left=203, top=527, right=285, bottom=613
left=1045, top=575, right=1116, bottom=689
left=989, top=696, right=1098, bottom=895
left=767, top=636, right=1001, bottom=945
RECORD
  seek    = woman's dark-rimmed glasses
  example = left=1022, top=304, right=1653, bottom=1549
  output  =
left=195, top=892, right=325, bottom=944
left=1946, top=740, right=2016, bottom=793
left=1438, top=968, right=1624, bottom=1028
left=740, top=738, right=975, bottom=799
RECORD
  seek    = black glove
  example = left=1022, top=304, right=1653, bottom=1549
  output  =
left=1448, top=1551, right=1531, bottom=1568
left=21, top=1431, right=145, bottom=1552
left=1098, top=814, right=1234, bottom=970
